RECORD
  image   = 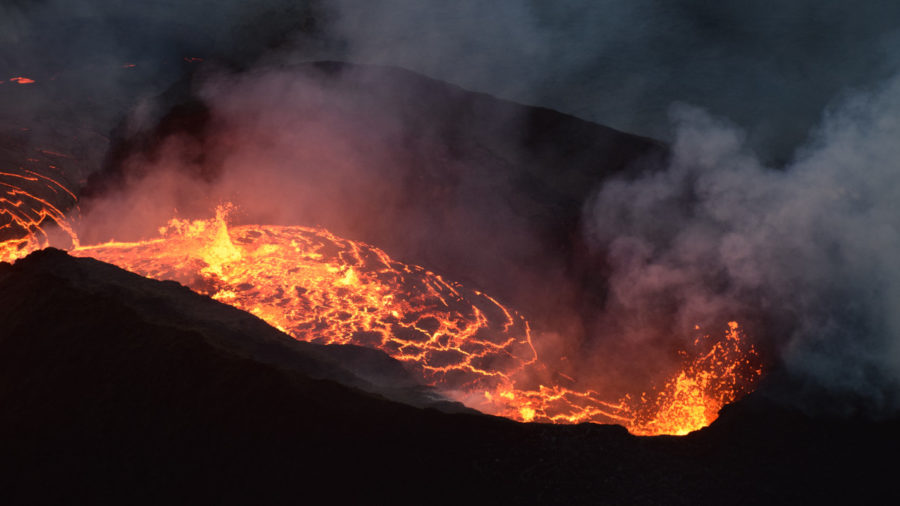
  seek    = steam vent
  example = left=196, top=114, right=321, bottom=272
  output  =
left=3, top=2, right=900, bottom=504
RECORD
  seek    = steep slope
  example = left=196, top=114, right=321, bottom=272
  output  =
left=0, top=248, right=459, bottom=411
left=1, top=250, right=898, bottom=505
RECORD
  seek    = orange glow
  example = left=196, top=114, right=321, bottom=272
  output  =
left=37, top=149, right=75, bottom=159
left=481, top=321, right=761, bottom=435
left=0, top=170, right=79, bottom=263
left=73, top=206, right=537, bottom=390
left=68, top=206, right=761, bottom=435
left=1, top=172, right=760, bottom=437
left=9, top=77, right=35, bottom=84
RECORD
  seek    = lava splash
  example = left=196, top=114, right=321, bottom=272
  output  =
left=71, top=207, right=761, bottom=435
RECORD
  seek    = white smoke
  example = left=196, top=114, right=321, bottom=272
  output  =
left=585, top=75, right=900, bottom=413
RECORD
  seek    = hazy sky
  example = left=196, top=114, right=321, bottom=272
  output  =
left=4, top=0, right=900, bottom=161
left=326, top=0, right=900, bottom=162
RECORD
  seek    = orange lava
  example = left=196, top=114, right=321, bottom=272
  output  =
left=69, top=206, right=761, bottom=435
left=9, top=77, right=36, bottom=84
left=0, top=169, right=761, bottom=436
left=490, top=321, right=762, bottom=435
left=0, top=170, right=78, bottom=263
left=73, top=206, right=537, bottom=390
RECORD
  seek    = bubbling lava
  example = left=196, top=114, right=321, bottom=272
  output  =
left=1, top=183, right=761, bottom=435
left=74, top=206, right=538, bottom=391
left=67, top=206, right=761, bottom=435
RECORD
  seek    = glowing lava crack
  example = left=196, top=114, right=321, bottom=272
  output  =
left=67, top=207, right=760, bottom=435
left=1, top=183, right=761, bottom=436
left=74, top=207, right=538, bottom=391
left=1, top=170, right=78, bottom=262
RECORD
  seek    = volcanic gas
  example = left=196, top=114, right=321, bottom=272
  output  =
left=1, top=171, right=760, bottom=436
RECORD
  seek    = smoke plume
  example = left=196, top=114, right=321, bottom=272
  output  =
left=585, top=75, right=900, bottom=414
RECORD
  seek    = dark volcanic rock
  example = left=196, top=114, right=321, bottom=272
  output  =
left=0, top=248, right=455, bottom=412
left=0, top=250, right=898, bottom=504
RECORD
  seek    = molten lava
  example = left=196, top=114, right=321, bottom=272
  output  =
left=0, top=170, right=78, bottom=263
left=0, top=165, right=760, bottom=435
left=69, top=206, right=761, bottom=435
left=74, top=206, right=537, bottom=390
